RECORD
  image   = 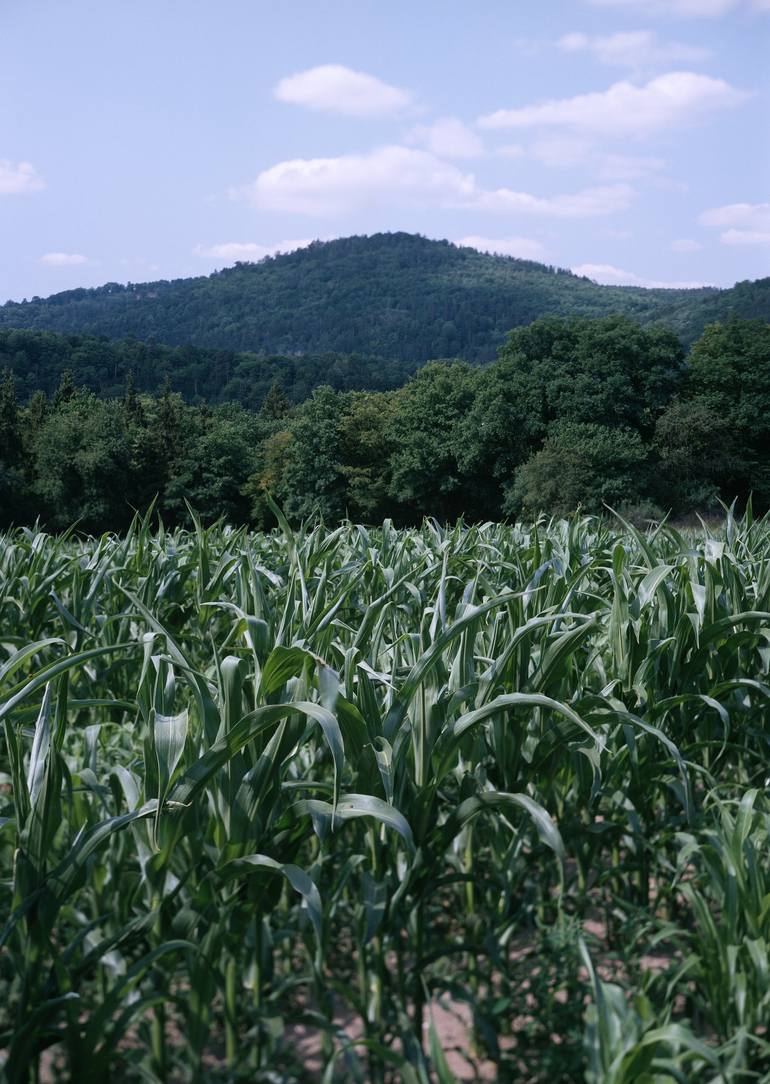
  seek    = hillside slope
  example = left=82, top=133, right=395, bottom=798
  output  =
left=0, top=329, right=417, bottom=406
left=2, top=233, right=768, bottom=361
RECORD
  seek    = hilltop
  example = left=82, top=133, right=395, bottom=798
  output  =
left=3, top=233, right=769, bottom=362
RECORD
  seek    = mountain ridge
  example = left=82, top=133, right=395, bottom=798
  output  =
left=2, top=232, right=768, bottom=361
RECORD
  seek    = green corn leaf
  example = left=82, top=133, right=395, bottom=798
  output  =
left=217, top=854, right=322, bottom=941
left=292, top=792, right=415, bottom=852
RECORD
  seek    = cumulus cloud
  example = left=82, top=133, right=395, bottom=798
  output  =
left=406, top=117, right=484, bottom=159
left=194, top=239, right=315, bottom=262
left=458, top=235, right=547, bottom=259
left=588, top=0, right=769, bottom=15
left=720, top=228, right=770, bottom=245
left=474, top=184, right=634, bottom=217
left=273, top=64, right=411, bottom=117
left=478, top=72, right=747, bottom=137
left=496, top=144, right=527, bottom=159
left=39, top=252, right=89, bottom=266
left=528, top=137, right=593, bottom=168
left=0, top=160, right=45, bottom=195
left=233, top=146, right=476, bottom=215
left=700, top=201, right=770, bottom=227
left=233, top=144, right=635, bottom=219
left=700, top=201, right=770, bottom=244
left=526, top=137, right=665, bottom=180
left=597, top=152, right=667, bottom=181
left=671, top=238, right=703, bottom=251
left=556, top=30, right=710, bottom=71
left=572, top=261, right=710, bottom=287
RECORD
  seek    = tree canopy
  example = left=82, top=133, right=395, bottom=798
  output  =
left=2, top=233, right=768, bottom=361
left=1, top=316, right=768, bottom=531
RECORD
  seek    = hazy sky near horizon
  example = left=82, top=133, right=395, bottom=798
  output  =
left=2, top=0, right=769, bottom=302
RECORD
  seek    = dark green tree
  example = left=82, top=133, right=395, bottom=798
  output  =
left=260, top=379, right=291, bottom=421
left=507, top=422, right=651, bottom=518
left=460, top=316, right=685, bottom=512
left=52, top=368, right=76, bottom=409
left=387, top=362, right=481, bottom=522
left=278, top=386, right=348, bottom=522
left=164, top=405, right=259, bottom=524
left=33, top=392, right=131, bottom=531
left=0, top=370, right=28, bottom=525
left=122, top=370, right=143, bottom=424
left=339, top=390, right=399, bottom=522
left=682, top=319, right=770, bottom=505
left=0, top=370, right=21, bottom=464
left=244, top=429, right=293, bottom=528
left=653, top=398, right=735, bottom=512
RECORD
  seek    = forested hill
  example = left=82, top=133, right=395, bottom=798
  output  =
left=0, top=329, right=418, bottom=406
left=3, top=233, right=769, bottom=361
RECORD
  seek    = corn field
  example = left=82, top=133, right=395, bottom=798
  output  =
left=3, top=508, right=770, bottom=1082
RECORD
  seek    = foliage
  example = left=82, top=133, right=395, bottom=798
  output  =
left=274, top=385, right=349, bottom=523
left=653, top=397, right=733, bottom=512
left=0, top=328, right=418, bottom=407
left=386, top=362, right=483, bottom=522
left=2, top=233, right=768, bottom=361
left=2, top=315, right=770, bottom=530
left=3, top=511, right=770, bottom=1081
left=507, top=422, right=650, bottom=517
left=457, top=315, right=684, bottom=512
left=685, top=319, right=770, bottom=506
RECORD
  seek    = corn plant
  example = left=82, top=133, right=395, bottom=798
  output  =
left=1, top=509, right=770, bottom=1081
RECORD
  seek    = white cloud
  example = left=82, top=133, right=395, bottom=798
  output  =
left=671, top=238, right=703, bottom=251
left=527, top=137, right=665, bottom=179
left=194, top=239, right=315, bottom=262
left=234, top=144, right=635, bottom=219
left=39, top=252, right=89, bottom=266
left=0, top=160, right=45, bottom=195
left=459, top=235, right=548, bottom=259
left=273, top=64, right=411, bottom=117
left=720, top=228, right=770, bottom=245
left=496, top=143, right=527, bottom=159
left=597, top=152, right=667, bottom=180
left=234, top=146, right=476, bottom=215
left=589, top=0, right=737, bottom=15
left=406, top=117, right=483, bottom=158
left=572, top=261, right=710, bottom=287
left=700, top=201, right=770, bottom=244
left=475, top=183, right=634, bottom=217
left=588, top=0, right=769, bottom=15
left=529, top=136, right=593, bottom=167
left=557, top=30, right=710, bottom=70
left=700, top=200, right=770, bottom=227
left=478, top=72, right=747, bottom=137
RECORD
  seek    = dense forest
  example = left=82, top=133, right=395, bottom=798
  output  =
left=3, top=233, right=770, bottom=360
left=1, top=315, right=768, bottom=532
left=0, top=329, right=419, bottom=407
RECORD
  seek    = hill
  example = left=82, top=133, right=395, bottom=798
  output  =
left=3, top=233, right=769, bottom=362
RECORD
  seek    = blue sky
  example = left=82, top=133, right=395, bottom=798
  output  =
left=1, top=0, right=769, bottom=302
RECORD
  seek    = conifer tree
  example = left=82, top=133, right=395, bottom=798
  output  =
left=53, top=369, right=76, bottom=409
left=260, top=380, right=291, bottom=421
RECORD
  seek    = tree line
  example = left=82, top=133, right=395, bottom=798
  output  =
left=1, top=315, right=768, bottom=532
left=3, top=232, right=768, bottom=360
left=0, top=328, right=419, bottom=408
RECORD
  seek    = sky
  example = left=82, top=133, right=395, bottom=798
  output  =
left=1, top=0, right=769, bottom=302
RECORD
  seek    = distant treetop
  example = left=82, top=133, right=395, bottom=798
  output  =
left=1, top=232, right=766, bottom=361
